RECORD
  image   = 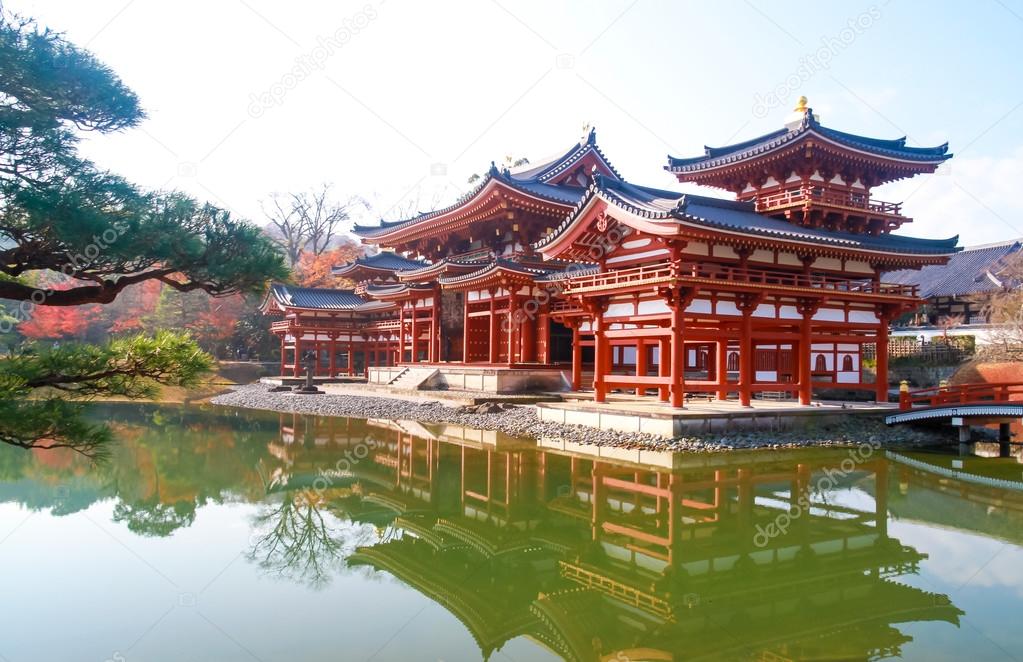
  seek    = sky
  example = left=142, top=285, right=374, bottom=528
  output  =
left=8, top=0, right=1023, bottom=246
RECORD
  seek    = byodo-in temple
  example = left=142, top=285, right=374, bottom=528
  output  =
left=260, top=99, right=958, bottom=406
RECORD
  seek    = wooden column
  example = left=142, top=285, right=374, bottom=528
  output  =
left=716, top=338, right=728, bottom=401
left=431, top=285, right=441, bottom=363
left=507, top=292, right=519, bottom=366
left=796, top=299, right=818, bottom=406
left=409, top=300, right=418, bottom=363
left=876, top=309, right=891, bottom=403
left=570, top=321, right=582, bottom=391
left=657, top=338, right=669, bottom=402
left=670, top=297, right=686, bottom=408
left=538, top=307, right=550, bottom=365
left=590, top=301, right=608, bottom=403
left=328, top=336, right=337, bottom=377
left=736, top=294, right=760, bottom=407
left=635, top=339, right=647, bottom=397
left=520, top=311, right=536, bottom=363
left=398, top=304, right=406, bottom=364
left=462, top=293, right=471, bottom=363
left=347, top=338, right=354, bottom=376
left=293, top=339, right=302, bottom=377
left=279, top=336, right=286, bottom=376
left=488, top=292, right=498, bottom=364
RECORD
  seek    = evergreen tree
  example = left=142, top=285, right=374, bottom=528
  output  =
left=0, top=12, right=288, bottom=457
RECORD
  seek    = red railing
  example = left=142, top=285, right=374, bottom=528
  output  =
left=563, top=263, right=918, bottom=297
left=899, top=382, right=1023, bottom=410
left=755, top=186, right=903, bottom=216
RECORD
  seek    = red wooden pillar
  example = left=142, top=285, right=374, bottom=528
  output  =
left=538, top=308, right=550, bottom=365
left=670, top=300, right=686, bottom=408
left=737, top=295, right=758, bottom=407
left=520, top=311, right=536, bottom=363
left=398, top=304, right=406, bottom=364
left=293, top=338, right=302, bottom=377
left=658, top=337, right=670, bottom=402
left=347, top=338, right=354, bottom=376
left=798, top=313, right=813, bottom=405
left=571, top=322, right=582, bottom=391
left=876, top=315, right=890, bottom=403
left=592, top=306, right=607, bottom=403
left=488, top=292, right=498, bottom=364
left=507, top=293, right=519, bottom=366
left=715, top=339, right=728, bottom=401
left=328, top=336, right=337, bottom=377
left=466, top=292, right=472, bottom=362
left=409, top=300, right=418, bottom=363
left=635, top=339, right=647, bottom=397
left=279, top=336, right=286, bottom=376
left=431, top=285, right=440, bottom=363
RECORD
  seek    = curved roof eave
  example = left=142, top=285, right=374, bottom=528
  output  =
left=666, top=113, right=951, bottom=174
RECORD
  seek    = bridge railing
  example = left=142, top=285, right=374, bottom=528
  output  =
left=898, top=382, right=1023, bottom=410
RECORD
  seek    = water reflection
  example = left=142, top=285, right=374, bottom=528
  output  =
left=6, top=403, right=1019, bottom=660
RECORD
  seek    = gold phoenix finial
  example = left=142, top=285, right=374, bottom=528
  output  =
left=794, top=96, right=809, bottom=113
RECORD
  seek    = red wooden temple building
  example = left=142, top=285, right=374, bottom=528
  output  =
left=260, top=99, right=958, bottom=405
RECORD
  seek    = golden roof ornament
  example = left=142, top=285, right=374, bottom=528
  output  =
left=794, top=96, right=809, bottom=113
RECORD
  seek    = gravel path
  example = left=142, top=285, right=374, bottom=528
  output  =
left=211, top=383, right=943, bottom=452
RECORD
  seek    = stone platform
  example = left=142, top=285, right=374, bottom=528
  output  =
left=538, top=393, right=897, bottom=438
left=367, top=364, right=569, bottom=394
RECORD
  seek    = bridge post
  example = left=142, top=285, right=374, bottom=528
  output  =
left=1000, top=423, right=1012, bottom=443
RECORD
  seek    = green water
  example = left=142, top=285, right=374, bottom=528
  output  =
left=1, top=403, right=1022, bottom=661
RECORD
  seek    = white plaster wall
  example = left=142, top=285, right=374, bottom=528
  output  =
left=848, top=310, right=879, bottom=324
left=686, top=299, right=712, bottom=314
left=638, top=299, right=670, bottom=315
left=717, top=301, right=740, bottom=316
left=606, top=302, right=635, bottom=317
left=813, top=308, right=845, bottom=322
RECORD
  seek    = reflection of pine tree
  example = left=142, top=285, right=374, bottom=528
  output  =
left=246, top=490, right=381, bottom=589
left=112, top=499, right=197, bottom=537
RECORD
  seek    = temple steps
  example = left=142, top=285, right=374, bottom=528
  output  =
left=387, top=367, right=439, bottom=390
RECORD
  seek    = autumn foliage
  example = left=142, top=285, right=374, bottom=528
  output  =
left=293, top=240, right=364, bottom=288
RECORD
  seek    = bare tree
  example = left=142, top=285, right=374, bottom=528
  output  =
left=261, top=193, right=308, bottom=267
left=296, top=184, right=366, bottom=257
left=261, top=184, right=367, bottom=266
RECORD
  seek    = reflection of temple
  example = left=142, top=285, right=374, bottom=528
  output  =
left=267, top=416, right=961, bottom=661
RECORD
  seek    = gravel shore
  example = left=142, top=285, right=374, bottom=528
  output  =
left=211, top=383, right=942, bottom=452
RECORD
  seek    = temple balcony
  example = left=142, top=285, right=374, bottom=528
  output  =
left=557, top=263, right=919, bottom=299
left=753, top=186, right=908, bottom=233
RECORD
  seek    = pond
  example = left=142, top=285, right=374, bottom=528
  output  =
left=1, top=403, right=1023, bottom=661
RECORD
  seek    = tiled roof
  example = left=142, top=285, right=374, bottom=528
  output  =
left=352, top=130, right=616, bottom=239
left=535, top=174, right=960, bottom=256
left=332, top=252, right=427, bottom=275
left=884, top=240, right=1022, bottom=298
left=267, top=283, right=365, bottom=310
left=667, top=109, right=951, bottom=172
left=437, top=257, right=553, bottom=287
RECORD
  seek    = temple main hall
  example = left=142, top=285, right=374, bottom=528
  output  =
left=260, top=99, right=958, bottom=406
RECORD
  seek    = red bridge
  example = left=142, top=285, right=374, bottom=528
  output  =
left=886, top=382, right=1023, bottom=442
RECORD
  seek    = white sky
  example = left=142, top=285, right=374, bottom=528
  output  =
left=9, top=0, right=1023, bottom=246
